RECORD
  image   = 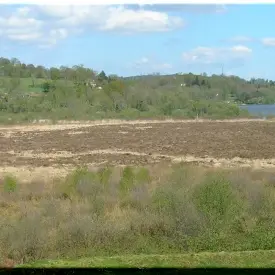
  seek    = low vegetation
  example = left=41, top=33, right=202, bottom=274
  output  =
left=1, top=164, right=275, bottom=266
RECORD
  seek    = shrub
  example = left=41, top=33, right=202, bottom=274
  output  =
left=3, top=175, right=17, bottom=194
left=2, top=164, right=275, bottom=264
left=192, top=172, right=241, bottom=227
left=119, top=166, right=135, bottom=195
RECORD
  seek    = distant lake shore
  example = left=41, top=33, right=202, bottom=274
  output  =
left=240, top=104, right=275, bottom=117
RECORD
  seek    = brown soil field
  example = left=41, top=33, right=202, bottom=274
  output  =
left=1, top=119, right=275, bottom=180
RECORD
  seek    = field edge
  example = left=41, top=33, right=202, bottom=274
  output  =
left=18, top=250, right=275, bottom=268
left=0, top=117, right=269, bottom=128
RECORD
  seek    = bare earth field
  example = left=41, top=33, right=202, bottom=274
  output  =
left=1, top=119, right=275, bottom=180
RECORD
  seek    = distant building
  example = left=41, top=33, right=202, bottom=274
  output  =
left=90, top=81, right=97, bottom=88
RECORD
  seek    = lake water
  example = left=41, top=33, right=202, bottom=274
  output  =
left=240, top=104, right=275, bottom=117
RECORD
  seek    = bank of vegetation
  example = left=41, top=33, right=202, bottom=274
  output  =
left=1, top=164, right=275, bottom=265
left=4, top=57, right=275, bottom=123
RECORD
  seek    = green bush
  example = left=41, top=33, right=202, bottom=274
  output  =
left=3, top=175, right=17, bottom=193
left=119, top=166, right=135, bottom=195
left=193, top=172, right=241, bottom=228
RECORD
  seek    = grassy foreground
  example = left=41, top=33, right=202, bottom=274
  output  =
left=20, top=250, right=275, bottom=268
left=2, top=164, right=275, bottom=267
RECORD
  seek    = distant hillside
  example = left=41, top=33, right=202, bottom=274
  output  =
left=124, top=73, right=275, bottom=105
left=0, top=56, right=272, bottom=123
left=1, top=56, right=275, bottom=105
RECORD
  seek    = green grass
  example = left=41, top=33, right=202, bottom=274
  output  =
left=19, top=250, right=275, bottom=268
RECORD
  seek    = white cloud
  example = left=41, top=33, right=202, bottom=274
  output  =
left=0, top=8, right=44, bottom=43
left=41, top=5, right=184, bottom=33
left=49, top=28, right=68, bottom=40
left=16, top=6, right=31, bottom=17
left=0, top=5, right=184, bottom=47
left=7, top=32, right=42, bottom=42
left=135, top=57, right=150, bottom=65
left=182, top=45, right=252, bottom=66
left=0, top=15, right=42, bottom=29
left=261, top=37, right=275, bottom=46
left=231, top=45, right=252, bottom=53
left=37, top=5, right=74, bottom=18
left=38, top=28, right=69, bottom=48
left=101, top=6, right=183, bottom=32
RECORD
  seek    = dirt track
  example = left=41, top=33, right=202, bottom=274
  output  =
left=1, top=119, right=275, bottom=180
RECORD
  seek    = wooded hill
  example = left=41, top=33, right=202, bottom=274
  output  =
left=1, top=56, right=272, bottom=122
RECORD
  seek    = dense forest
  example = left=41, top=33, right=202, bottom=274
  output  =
left=1, top=56, right=274, bottom=122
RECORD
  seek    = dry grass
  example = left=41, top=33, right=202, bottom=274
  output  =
left=2, top=120, right=275, bottom=172
left=0, top=118, right=268, bottom=131
left=1, top=164, right=275, bottom=266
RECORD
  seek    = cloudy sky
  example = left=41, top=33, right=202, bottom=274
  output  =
left=0, top=4, right=275, bottom=79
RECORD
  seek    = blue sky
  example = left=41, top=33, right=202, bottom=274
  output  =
left=0, top=4, right=275, bottom=79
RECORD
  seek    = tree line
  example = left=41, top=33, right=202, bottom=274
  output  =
left=2, top=56, right=274, bottom=122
